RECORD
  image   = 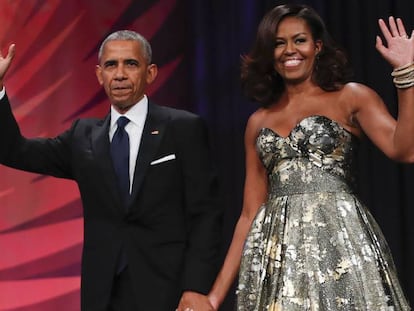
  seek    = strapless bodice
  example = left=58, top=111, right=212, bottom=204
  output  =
left=256, top=115, right=359, bottom=195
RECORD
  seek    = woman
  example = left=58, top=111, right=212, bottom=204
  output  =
left=208, top=4, right=413, bottom=311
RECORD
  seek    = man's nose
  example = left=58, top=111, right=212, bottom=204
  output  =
left=114, top=64, right=126, bottom=79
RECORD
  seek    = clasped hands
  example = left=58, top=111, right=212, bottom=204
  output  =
left=176, top=291, right=217, bottom=311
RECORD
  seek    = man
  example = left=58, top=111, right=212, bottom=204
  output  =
left=0, top=31, right=221, bottom=310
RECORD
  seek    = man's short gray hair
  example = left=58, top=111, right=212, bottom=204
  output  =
left=98, top=30, right=152, bottom=64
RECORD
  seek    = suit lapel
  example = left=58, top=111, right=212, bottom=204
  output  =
left=129, top=102, right=168, bottom=207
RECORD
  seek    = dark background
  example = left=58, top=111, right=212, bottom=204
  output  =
left=186, top=0, right=414, bottom=309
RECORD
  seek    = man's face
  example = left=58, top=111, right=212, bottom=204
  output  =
left=96, top=40, right=157, bottom=113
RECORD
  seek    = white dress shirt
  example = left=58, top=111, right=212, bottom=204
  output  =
left=109, top=95, right=148, bottom=193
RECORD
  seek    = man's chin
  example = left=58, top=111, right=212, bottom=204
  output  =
left=113, top=101, right=135, bottom=112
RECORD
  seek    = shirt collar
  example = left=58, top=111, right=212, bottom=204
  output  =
left=110, top=95, right=148, bottom=130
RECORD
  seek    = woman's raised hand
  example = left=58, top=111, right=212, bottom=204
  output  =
left=376, top=16, right=414, bottom=68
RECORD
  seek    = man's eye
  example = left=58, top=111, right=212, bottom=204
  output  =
left=126, top=61, right=138, bottom=67
left=104, top=62, right=116, bottom=68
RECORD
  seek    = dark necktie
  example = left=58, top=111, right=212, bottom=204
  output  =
left=111, top=116, right=130, bottom=207
left=111, top=116, right=131, bottom=273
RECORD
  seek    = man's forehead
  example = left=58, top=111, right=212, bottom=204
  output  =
left=104, top=40, right=140, bottom=50
left=101, top=44, right=141, bottom=59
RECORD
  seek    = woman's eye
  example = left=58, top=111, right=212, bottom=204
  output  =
left=295, top=38, right=306, bottom=44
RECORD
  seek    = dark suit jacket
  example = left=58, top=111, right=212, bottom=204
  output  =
left=0, top=95, right=222, bottom=310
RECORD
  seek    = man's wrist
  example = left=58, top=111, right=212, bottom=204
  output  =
left=0, top=86, right=5, bottom=100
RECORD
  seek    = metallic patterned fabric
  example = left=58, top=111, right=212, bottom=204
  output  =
left=237, top=116, right=411, bottom=310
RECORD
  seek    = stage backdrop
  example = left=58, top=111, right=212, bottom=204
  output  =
left=0, top=0, right=191, bottom=310
left=1, top=1, right=414, bottom=311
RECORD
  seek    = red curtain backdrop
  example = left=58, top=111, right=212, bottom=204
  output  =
left=0, top=1, right=189, bottom=310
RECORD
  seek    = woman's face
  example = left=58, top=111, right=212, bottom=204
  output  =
left=273, top=16, right=321, bottom=84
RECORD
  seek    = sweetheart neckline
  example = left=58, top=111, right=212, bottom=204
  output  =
left=259, top=115, right=358, bottom=139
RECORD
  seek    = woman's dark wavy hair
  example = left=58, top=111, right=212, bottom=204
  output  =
left=241, top=4, right=353, bottom=107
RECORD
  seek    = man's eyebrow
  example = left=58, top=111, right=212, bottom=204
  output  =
left=124, top=58, right=139, bottom=63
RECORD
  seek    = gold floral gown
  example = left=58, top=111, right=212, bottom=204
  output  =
left=237, top=116, right=411, bottom=311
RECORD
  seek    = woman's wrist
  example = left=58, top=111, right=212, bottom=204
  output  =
left=391, top=61, right=414, bottom=89
left=207, top=292, right=221, bottom=311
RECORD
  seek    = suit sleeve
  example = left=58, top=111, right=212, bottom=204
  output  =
left=0, top=93, right=74, bottom=178
left=174, top=113, right=223, bottom=294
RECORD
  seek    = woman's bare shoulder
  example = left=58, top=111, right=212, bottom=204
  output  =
left=342, top=82, right=380, bottom=98
left=245, top=108, right=268, bottom=138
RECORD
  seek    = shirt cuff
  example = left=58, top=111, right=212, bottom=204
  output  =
left=0, top=87, right=5, bottom=100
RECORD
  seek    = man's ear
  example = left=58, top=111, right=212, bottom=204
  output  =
left=95, top=65, right=103, bottom=85
left=146, top=64, right=158, bottom=84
